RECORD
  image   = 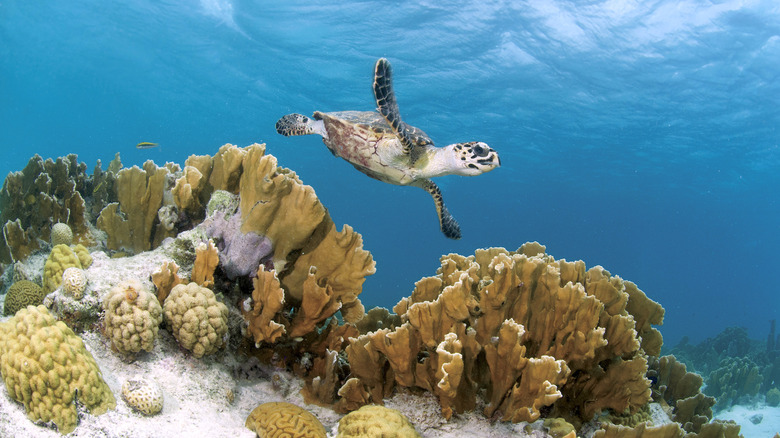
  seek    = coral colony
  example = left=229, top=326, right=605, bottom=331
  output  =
left=0, top=144, right=747, bottom=436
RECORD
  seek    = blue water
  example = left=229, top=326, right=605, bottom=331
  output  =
left=1, top=0, right=778, bottom=346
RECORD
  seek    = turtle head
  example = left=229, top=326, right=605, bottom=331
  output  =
left=446, top=142, right=500, bottom=176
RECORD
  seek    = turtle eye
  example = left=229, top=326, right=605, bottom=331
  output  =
left=473, top=145, right=484, bottom=155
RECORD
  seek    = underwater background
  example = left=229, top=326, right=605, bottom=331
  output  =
left=1, top=0, right=778, bottom=348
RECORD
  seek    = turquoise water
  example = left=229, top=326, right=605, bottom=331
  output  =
left=2, top=0, right=778, bottom=346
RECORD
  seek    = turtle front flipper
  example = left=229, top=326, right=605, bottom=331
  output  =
left=276, top=113, right=324, bottom=137
left=412, top=178, right=461, bottom=239
left=373, top=58, right=430, bottom=163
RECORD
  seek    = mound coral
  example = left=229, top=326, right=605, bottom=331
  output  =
left=102, top=279, right=163, bottom=357
left=162, top=282, right=228, bottom=358
left=0, top=305, right=116, bottom=434
left=50, top=223, right=73, bottom=246
left=337, top=405, right=420, bottom=438
left=3, top=280, right=46, bottom=316
left=245, top=402, right=326, bottom=438
left=121, top=376, right=163, bottom=416
left=60, top=267, right=87, bottom=299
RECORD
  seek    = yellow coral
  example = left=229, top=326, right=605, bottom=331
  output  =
left=0, top=305, right=116, bottom=434
left=103, top=279, right=163, bottom=356
left=245, top=402, right=326, bottom=438
left=162, top=282, right=228, bottom=358
left=43, top=244, right=89, bottom=292
left=336, top=404, right=420, bottom=438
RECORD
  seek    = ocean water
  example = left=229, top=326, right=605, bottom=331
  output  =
left=1, top=0, right=778, bottom=347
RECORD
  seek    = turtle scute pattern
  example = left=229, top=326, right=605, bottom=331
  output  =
left=245, top=402, right=327, bottom=438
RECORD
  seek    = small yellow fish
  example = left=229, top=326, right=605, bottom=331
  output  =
left=136, top=142, right=159, bottom=149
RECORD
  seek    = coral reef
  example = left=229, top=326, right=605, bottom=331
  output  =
left=2, top=280, right=46, bottom=316
left=0, top=305, right=116, bottom=434
left=0, top=145, right=706, bottom=438
left=766, top=387, right=780, bottom=407
left=245, top=401, right=327, bottom=438
left=60, top=267, right=87, bottom=299
left=330, top=244, right=659, bottom=425
left=705, top=357, right=762, bottom=409
left=162, top=282, right=229, bottom=358
left=121, top=376, right=163, bottom=416
left=594, top=419, right=743, bottom=438
left=336, top=404, right=421, bottom=438
left=102, top=279, right=163, bottom=357
left=0, top=154, right=92, bottom=263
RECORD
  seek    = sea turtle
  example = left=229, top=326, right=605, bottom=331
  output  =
left=275, top=58, right=500, bottom=239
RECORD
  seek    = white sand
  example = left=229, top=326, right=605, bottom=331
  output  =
left=714, top=403, right=780, bottom=438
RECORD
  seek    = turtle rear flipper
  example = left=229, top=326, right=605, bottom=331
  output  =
left=412, top=178, right=461, bottom=239
left=373, top=58, right=431, bottom=163
left=276, top=113, right=326, bottom=137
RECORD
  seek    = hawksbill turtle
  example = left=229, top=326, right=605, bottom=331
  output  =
left=275, top=58, right=500, bottom=239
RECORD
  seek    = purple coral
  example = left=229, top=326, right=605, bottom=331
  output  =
left=205, top=210, right=273, bottom=279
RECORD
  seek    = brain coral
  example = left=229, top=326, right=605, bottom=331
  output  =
left=3, top=280, right=46, bottom=316
left=121, top=376, right=163, bottom=415
left=103, top=279, right=163, bottom=356
left=60, top=267, right=87, bottom=299
left=245, top=402, right=327, bottom=438
left=0, top=305, right=116, bottom=434
left=162, top=282, right=228, bottom=358
left=50, top=223, right=73, bottom=246
left=337, top=405, right=420, bottom=438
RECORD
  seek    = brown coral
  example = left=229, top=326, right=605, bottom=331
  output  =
left=192, top=239, right=219, bottom=288
left=336, top=244, right=661, bottom=423
left=96, top=161, right=170, bottom=253
left=239, top=144, right=329, bottom=273
left=151, top=260, right=184, bottom=304
left=243, top=265, right=286, bottom=345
